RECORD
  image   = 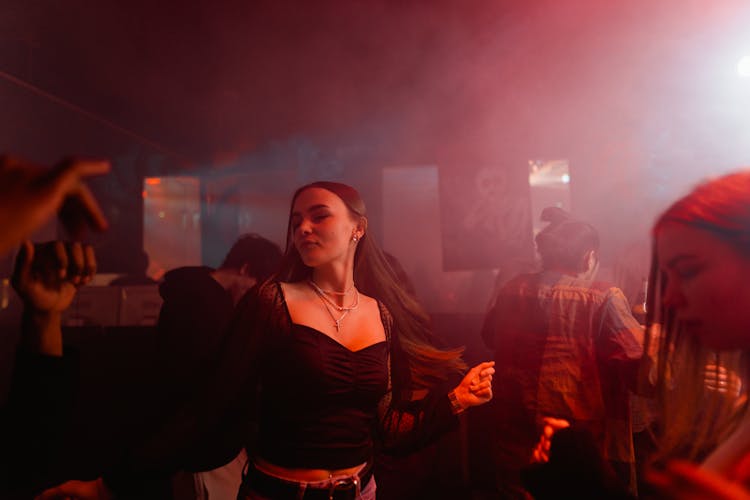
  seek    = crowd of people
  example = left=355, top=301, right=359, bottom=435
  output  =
left=2, top=154, right=750, bottom=499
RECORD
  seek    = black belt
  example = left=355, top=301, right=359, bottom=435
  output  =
left=242, top=461, right=373, bottom=500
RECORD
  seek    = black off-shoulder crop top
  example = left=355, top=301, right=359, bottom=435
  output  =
left=256, top=293, right=389, bottom=469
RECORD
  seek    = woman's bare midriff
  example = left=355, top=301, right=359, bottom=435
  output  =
left=253, top=456, right=367, bottom=481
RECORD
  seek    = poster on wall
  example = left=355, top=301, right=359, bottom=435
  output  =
left=528, top=159, right=572, bottom=237
left=438, top=165, right=533, bottom=271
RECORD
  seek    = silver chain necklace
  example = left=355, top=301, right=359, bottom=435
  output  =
left=308, top=279, right=360, bottom=312
left=308, top=280, right=359, bottom=332
left=308, top=280, right=355, bottom=296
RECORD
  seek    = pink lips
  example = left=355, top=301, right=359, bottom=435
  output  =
left=298, top=240, right=319, bottom=251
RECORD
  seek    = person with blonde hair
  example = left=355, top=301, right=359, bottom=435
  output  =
left=643, top=170, right=750, bottom=498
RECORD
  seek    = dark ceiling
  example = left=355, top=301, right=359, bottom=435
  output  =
left=4, top=0, right=516, bottom=161
left=3, top=0, right=750, bottom=166
left=4, top=0, right=750, bottom=284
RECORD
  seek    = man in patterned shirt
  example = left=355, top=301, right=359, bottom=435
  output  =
left=482, top=208, right=644, bottom=499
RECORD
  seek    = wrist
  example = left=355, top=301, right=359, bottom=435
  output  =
left=23, top=308, right=62, bottom=330
left=24, top=306, right=62, bottom=321
left=448, top=389, right=467, bottom=415
left=21, top=308, right=63, bottom=356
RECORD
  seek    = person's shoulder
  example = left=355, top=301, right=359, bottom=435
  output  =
left=276, top=280, right=306, bottom=299
left=248, top=279, right=281, bottom=298
left=159, top=266, right=221, bottom=300
left=252, top=279, right=283, bottom=303
left=587, top=278, right=614, bottom=290
left=232, top=279, right=284, bottom=320
left=586, top=280, right=628, bottom=300
left=163, top=265, right=214, bottom=281
left=368, top=294, right=393, bottom=328
left=357, top=290, right=379, bottom=308
left=586, top=282, right=632, bottom=310
left=161, top=266, right=215, bottom=289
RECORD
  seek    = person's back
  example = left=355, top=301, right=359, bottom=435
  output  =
left=151, top=234, right=282, bottom=499
left=493, top=271, right=631, bottom=421
left=156, top=234, right=282, bottom=395
left=483, top=208, right=643, bottom=498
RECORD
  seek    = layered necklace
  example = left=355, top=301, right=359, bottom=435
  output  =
left=308, top=279, right=359, bottom=332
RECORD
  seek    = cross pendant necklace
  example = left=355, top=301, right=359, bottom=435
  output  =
left=328, top=306, right=348, bottom=332
left=310, top=281, right=350, bottom=332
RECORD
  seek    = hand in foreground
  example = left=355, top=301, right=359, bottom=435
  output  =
left=452, top=361, right=495, bottom=410
left=12, top=240, right=97, bottom=313
left=0, top=156, right=109, bottom=256
left=531, top=417, right=570, bottom=463
left=36, top=478, right=112, bottom=500
left=646, top=460, right=750, bottom=500
left=11, top=240, right=96, bottom=355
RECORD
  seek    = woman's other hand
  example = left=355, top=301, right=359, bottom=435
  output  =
left=452, top=361, right=495, bottom=410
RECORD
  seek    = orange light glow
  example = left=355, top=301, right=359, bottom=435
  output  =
left=145, top=178, right=161, bottom=185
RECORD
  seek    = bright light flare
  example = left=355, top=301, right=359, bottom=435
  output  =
left=737, top=56, right=750, bottom=78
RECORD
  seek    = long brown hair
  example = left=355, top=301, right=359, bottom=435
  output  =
left=646, top=171, right=750, bottom=464
left=277, top=181, right=467, bottom=390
